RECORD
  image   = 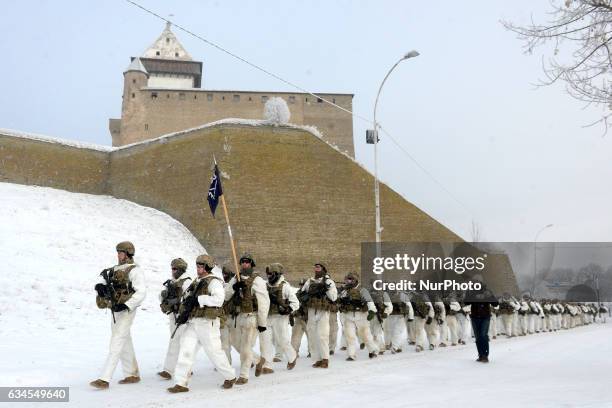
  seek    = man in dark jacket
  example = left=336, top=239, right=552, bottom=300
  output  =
left=464, top=284, right=499, bottom=363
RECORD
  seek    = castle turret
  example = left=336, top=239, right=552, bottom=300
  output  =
left=113, top=58, right=149, bottom=146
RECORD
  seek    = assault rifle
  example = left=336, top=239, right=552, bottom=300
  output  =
left=100, top=268, right=117, bottom=323
left=171, top=279, right=205, bottom=339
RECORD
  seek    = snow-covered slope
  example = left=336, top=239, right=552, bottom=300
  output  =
left=0, top=182, right=205, bottom=326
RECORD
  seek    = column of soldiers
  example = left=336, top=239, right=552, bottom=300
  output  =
left=90, top=242, right=608, bottom=392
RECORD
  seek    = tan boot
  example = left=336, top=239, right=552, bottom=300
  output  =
left=118, top=376, right=140, bottom=384
left=312, top=360, right=323, bottom=368
left=235, top=377, right=248, bottom=385
left=222, top=378, right=236, bottom=389
left=320, top=359, right=329, bottom=368
left=346, top=356, right=355, bottom=361
left=167, top=384, right=189, bottom=393
left=157, top=371, right=171, bottom=380
left=255, top=357, right=266, bottom=377
left=89, top=379, right=109, bottom=389
left=273, top=357, right=282, bottom=362
left=262, top=368, right=274, bottom=374
left=287, top=358, right=297, bottom=370
left=368, top=352, right=377, bottom=359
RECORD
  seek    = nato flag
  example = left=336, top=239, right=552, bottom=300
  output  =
left=207, top=164, right=223, bottom=216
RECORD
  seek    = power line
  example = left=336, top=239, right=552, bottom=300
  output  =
left=124, top=0, right=476, bottom=221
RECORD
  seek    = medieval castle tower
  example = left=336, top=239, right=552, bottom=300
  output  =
left=109, top=23, right=355, bottom=155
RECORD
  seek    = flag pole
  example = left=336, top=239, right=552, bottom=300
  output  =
left=214, top=155, right=241, bottom=281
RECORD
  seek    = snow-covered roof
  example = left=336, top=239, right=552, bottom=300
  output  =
left=124, top=57, right=148, bottom=75
left=142, top=22, right=192, bottom=61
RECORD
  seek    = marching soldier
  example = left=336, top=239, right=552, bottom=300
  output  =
left=427, top=295, right=446, bottom=349
left=337, top=273, right=379, bottom=360
left=167, top=255, right=237, bottom=392
left=299, top=262, right=338, bottom=368
left=387, top=290, right=413, bottom=353
left=518, top=295, right=530, bottom=335
left=260, top=263, right=299, bottom=374
left=291, top=278, right=311, bottom=357
left=442, top=293, right=462, bottom=346
left=224, top=253, right=270, bottom=384
left=369, top=287, right=393, bottom=355
left=498, top=293, right=519, bottom=337
left=410, top=290, right=434, bottom=352
left=157, top=258, right=192, bottom=380
left=90, top=241, right=146, bottom=389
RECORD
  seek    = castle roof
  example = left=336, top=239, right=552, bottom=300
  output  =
left=142, top=22, right=192, bottom=61
left=124, top=57, right=148, bottom=75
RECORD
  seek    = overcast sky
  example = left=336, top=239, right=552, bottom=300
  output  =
left=2, top=1, right=611, bottom=242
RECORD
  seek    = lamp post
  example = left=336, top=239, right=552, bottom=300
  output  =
left=371, top=50, right=419, bottom=246
left=533, top=223, right=553, bottom=297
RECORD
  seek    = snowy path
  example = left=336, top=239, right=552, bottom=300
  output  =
left=3, top=321, right=610, bottom=408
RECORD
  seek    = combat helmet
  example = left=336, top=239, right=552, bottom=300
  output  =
left=116, top=241, right=135, bottom=257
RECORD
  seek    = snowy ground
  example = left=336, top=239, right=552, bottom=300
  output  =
left=1, top=182, right=611, bottom=408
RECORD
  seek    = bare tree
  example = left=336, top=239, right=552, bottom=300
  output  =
left=502, top=0, right=612, bottom=131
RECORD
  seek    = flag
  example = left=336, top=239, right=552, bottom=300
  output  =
left=207, top=164, right=223, bottom=216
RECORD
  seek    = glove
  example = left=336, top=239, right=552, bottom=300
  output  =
left=257, top=326, right=267, bottom=333
left=381, top=313, right=388, bottom=319
left=112, top=303, right=129, bottom=313
left=437, top=318, right=443, bottom=325
left=426, top=316, right=433, bottom=325
left=367, top=310, right=376, bottom=321
left=94, top=283, right=107, bottom=297
left=233, top=280, right=247, bottom=292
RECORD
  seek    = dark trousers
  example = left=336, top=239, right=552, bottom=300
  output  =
left=470, top=317, right=491, bottom=357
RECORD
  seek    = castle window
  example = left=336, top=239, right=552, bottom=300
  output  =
left=131, top=93, right=135, bottom=99
left=248, top=96, right=252, bottom=101
left=156, top=51, right=160, bottom=56
left=166, top=37, right=170, bottom=43
left=194, top=95, right=197, bottom=100
left=261, top=95, right=268, bottom=103
left=207, top=93, right=213, bottom=101
left=332, top=98, right=336, bottom=104
left=167, top=94, right=170, bottom=98
left=222, top=96, right=225, bottom=100
left=144, top=124, right=149, bottom=131
left=151, top=92, right=158, bottom=99
left=233, top=94, right=240, bottom=102
left=317, top=98, right=323, bottom=103
left=179, top=93, right=186, bottom=100
left=175, top=52, right=179, bottom=57
left=305, top=97, right=308, bottom=102
left=289, top=96, right=296, bottom=104
left=132, top=79, right=136, bottom=84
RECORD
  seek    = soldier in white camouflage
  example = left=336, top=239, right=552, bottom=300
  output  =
left=167, top=255, right=237, bottom=393
left=259, top=263, right=300, bottom=374
left=90, top=241, right=147, bottom=389
left=224, top=253, right=270, bottom=384
left=299, top=262, right=338, bottom=368
left=157, top=258, right=193, bottom=380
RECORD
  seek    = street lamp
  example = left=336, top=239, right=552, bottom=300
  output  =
left=533, top=223, right=553, bottom=297
left=370, top=50, right=420, bottom=245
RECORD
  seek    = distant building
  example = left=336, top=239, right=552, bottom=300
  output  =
left=109, top=23, right=355, bottom=155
